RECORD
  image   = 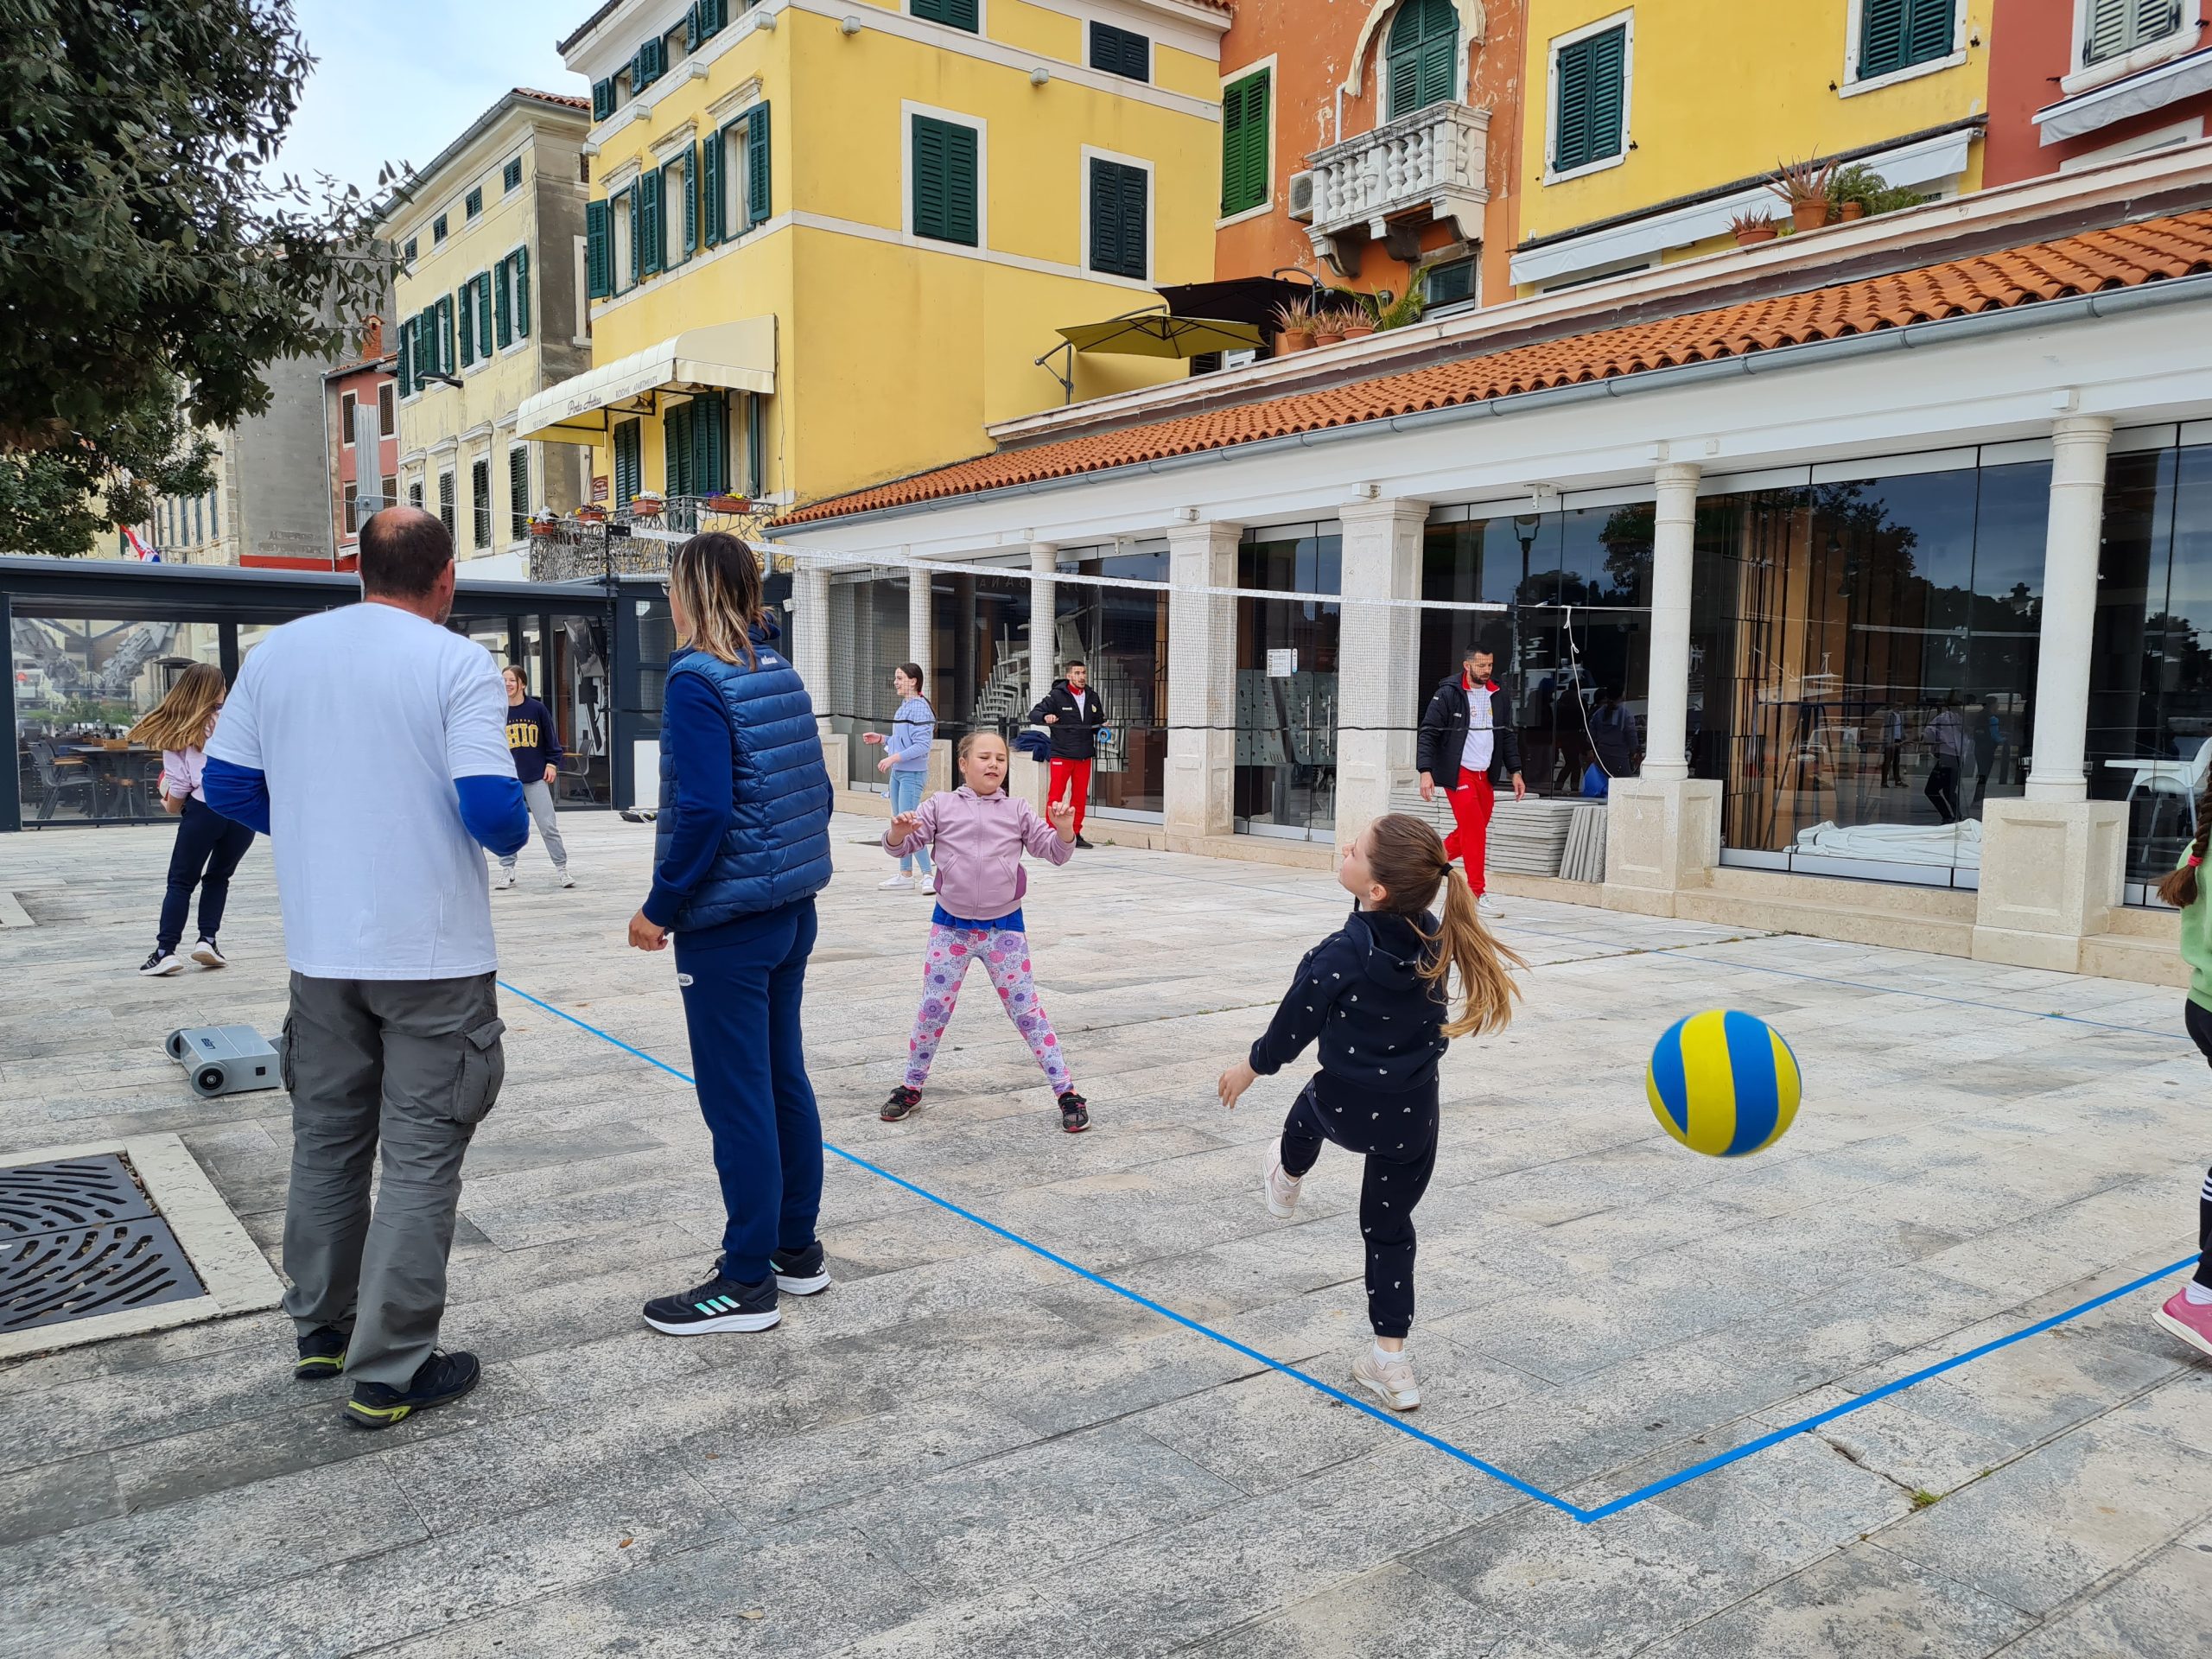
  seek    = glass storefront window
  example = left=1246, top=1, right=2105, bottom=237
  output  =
left=1421, top=502, right=1654, bottom=795
left=14, top=615, right=222, bottom=823
left=2089, top=438, right=2212, bottom=894
left=1236, top=524, right=1339, bottom=839
left=930, top=564, right=1033, bottom=753
left=1057, top=543, right=1168, bottom=817
left=1689, top=455, right=2050, bottom=886
left=827, top=575, right=919, bottom=789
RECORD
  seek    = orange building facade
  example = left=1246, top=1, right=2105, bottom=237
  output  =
left=1212, top=0, right=1525, bottom=312
left=1986, top=0, right=2212, bottom=185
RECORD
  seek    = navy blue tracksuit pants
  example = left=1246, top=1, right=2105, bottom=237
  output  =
left=1280, top=1074, right=1440, bottom=1340
left=157, top=798, right=255, bottom=953
left=672, top=896, right=825, bottom=1284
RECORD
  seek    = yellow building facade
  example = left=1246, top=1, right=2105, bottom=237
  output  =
left=1510, top=0, right=1994, bottom=292
left=380, top=89, right=597, bottom=569
left=524, top=0, right=1229, bottom=514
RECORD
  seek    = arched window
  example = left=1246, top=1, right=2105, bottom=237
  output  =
left=1385, top=0, right=1459, bottom=120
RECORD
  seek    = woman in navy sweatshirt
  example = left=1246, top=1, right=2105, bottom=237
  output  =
left=1217, top=814, right=1524, bottom=1413
left=626, top=534, right=836, bottom=1338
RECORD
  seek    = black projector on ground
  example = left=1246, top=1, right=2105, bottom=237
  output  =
left=166, top=1025, right=284, bottom=1098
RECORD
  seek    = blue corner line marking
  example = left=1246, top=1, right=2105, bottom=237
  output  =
left=498, top=977, right=2196, bottom=1524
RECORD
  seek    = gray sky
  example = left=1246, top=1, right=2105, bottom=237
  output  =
left=275, top=0, right=591, bottom=196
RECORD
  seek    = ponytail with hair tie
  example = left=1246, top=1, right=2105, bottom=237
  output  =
left=1364, top=812, right=1526, bottom=1040
left=2157, top=783, right=2212, bottom=909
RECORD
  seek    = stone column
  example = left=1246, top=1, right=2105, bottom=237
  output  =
left=793, top=561, right=834, bottom=763
left=1029, top=542, right=1059, bottom=718
left=906, top=553, right=933, bottom=690
left=1975, top=414, right=2126, bottom=970
left=1165, top=520, right=1242, bottom=841
left=1334, top=497, right=1427, bottom=848
left=1603, top=461, right=1721, bottom=912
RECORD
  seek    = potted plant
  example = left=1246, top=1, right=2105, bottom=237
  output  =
left=1337, top=306, right=1376, bottom=340
left=703, top=492, right=751, bottom=514
left=1272, top=296, right=1318, bottom=354
left=575, top=502, right=607, bottom=524
left=1829, top=163, right=1881, bottom=222
left=1730, top=208, right=1779, bottom=246
left=1768, top=156, right=1838, bottom=232
left=527, top=510, right=561, bottom=537
left=630, top=490, right=664, bottom=518
left=1313, top=308, right=1347, bottom=347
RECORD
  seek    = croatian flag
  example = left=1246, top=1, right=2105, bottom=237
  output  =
left=121, top=526, right=162, bottom=563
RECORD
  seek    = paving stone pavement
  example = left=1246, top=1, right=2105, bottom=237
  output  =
left=3, top=812, right=2211, bottom=1657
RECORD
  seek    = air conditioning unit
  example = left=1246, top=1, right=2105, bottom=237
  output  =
left=1287, top=170, right=1317, bottom=223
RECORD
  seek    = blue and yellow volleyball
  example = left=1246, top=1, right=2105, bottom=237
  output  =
left=1645, top=1010, right=1801, bottom=1158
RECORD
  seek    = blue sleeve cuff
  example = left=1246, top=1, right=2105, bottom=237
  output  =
left=201, top=757, right=270, bottom=836
left=457, top=775, right=530, bottom=857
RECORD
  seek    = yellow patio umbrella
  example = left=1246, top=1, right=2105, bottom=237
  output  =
left=1055, top=308, right=1265, bottom=359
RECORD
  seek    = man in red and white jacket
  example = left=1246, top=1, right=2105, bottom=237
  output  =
left=1414, top=646, right=1526, bottom=917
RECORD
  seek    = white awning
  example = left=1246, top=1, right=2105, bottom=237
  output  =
left=2036, top=48, right=2212, bottom=145
left=514, top=318, right=777, bottom=442
left=1509, top=127, right=1977, bottom=289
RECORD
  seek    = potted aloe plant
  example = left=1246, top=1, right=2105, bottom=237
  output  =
left=1272, top=296, right=1318, bottom=354
left=1730, top=208, right=1779, bottom=246
left=1768, top=156, right=1839, bottom=232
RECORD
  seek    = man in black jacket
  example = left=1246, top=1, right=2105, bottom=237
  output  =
left=1415, top=646, right=1525, bottom=915
left=1029, top=658, right=1106, bottom=849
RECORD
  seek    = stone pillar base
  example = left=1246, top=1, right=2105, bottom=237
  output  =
left=1600, top=779, right=1721, bottom=915
left=1971, top=798, right=2127, bottom=971
left=927, top=738, right=953, bottom=799
left=1165, top=734, right=1236, bottom=839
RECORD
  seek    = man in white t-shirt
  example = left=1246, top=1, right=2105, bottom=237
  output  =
left=205, top=506, right=528, bottom=1430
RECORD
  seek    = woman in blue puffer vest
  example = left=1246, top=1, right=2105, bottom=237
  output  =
left=627, top=532, right=836, bottom=1338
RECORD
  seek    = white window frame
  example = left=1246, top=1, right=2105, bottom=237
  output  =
left=715, top=101, right=767, bottom=242
left=572, top=235, right=593, bottom=345
left=1839, top=0, right=1967, bottom=99
left=2063, top=0, right=2203, bottom=97
left=900, top=100, right=988, bottom=251
left=1544, top=9, right=1635, bottom=187
left=378, top=382, right=396, bottom=436
left=1215, top=54, right=1278, bottom=231
left=662, top=151, right=691, bottom=270
left=612, top=189, right=637, bottom=293
left=339, top=391, right=357, bottom=448
left=1080, top=146, right=1155, bottom=284
left=498, top=248, right=531, bottom=357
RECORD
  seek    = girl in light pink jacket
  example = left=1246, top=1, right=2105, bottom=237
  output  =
left=880, top=730, right=1088, bottom=1132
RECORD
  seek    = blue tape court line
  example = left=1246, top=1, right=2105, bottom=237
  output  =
left=498, top=977, right=2195, bottom=1524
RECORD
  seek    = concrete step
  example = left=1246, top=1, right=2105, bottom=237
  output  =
left=1705, top=861, right=1979, bottom=919
left=2079, top=928, right=2190, bottom=988
left=1672, top=884, right=1978, bottom=957
left=2098, top=901, right=2181, bottom=939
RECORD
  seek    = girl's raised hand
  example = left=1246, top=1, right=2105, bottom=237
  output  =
left=889, top=810, right=922, bottom=842
left=1047, top=799, right=1077, bottom=841
left=1217, top=1058, right=1257, bottom=1110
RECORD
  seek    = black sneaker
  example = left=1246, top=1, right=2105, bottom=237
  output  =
left=1058, top=1091, right=1090, bottom=1134
left=138, top=948, right=183, bottom=976
left=294, top=1325, right=347, bottom=1382
left=342, top=1350, right=480, bottom=1430
left=880, top=1084, right=922, bottom=1122
left=1074, top=835, right=1095, bottom=850
left=771, top=1242, right=831, bottom=1296
left=642, top=1264, right=780, bottom=1336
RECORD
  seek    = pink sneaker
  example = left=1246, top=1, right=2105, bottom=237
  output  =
left=2152, top=1289, right=2212, bottom=1360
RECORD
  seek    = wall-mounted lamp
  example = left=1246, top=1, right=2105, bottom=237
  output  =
left=840, top=15, right=863, bottom=34
left=1030, top=66, right=1052, bottom=87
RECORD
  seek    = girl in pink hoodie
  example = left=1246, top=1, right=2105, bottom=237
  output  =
left=880, top=731, right=1087, bottom=1132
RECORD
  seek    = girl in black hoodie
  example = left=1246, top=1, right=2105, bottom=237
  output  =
left=1218, top=813, right=1524, bottom=1413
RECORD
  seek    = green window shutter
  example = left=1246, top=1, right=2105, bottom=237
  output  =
left=441, top=296, right=455, bottom=374
left=913, top=0, right=979, bottom=32
left=457, top=285, right=474, bottom=367
left=495, top=258, right=512, bottom=349
left=592, top=78, right=615, bottom=120
left=1220, top=73, right=1269, bottom=216
left=587, top=200, right=612, bottom=297
left=613, top=420, right=640, bottom=506
left=1417, top=32, right=1455, bottom=107
left=747, top=104, right=772, bottom=226
left=477, top=272, right=493, bottom=358
left=702, top=130, right=723, bottom=246
left=695, top=393, right=728, bottom=494
left=1386, top=0, right=1459, bottom=119
left=2086, top=0, right=2131, bottom=60
left=685, top=1, right=702, bottom=50
left=683, top=144, right=700, bottom=256
left=1089, top=22, right=1150, bottom=81
left=1554, top=26, right=1624, bottom=172
left=1904, top=0, right=1955, bottom=66
left=1088, top=159, right=1147, bottom=279
left=509, top=448, right=530, bottom=540
left=396, top=318, right=411, bottom=398
left=1859, top=0, right=1907, bottom=77
left=664, top=401, right=693, bottom=498
left=513, top=245, right=530, bottom=338
left=697, top=0, right=728, bottom=40
left=912, top=115, right=976, bottom=245
left=640, top=173, right=663, bottom=276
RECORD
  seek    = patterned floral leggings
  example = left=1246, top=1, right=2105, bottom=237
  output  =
left=904, top=921, right=1071, bottom=1095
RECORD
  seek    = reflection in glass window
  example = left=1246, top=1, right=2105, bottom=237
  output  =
left=1057, top=543, right=1167, bottom=817
left=1236, top=524, right=1340, bottom=840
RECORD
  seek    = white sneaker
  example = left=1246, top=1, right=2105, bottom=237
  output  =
left=494, top=870, right=518, bottom=890
left=1352, top=1348, right=1421, bottom=1412
left=557, top=869, right=576, bottom=889
left=189, top=938, right=228, bottom=969
left=879, top=874, right=912, bottom=890
left=137, top=948, right=183, bottom=977
left=917, top=874, right=936, bottom=895
left=1260, top=1142, right=1303, bottom=1219
left=1476, top=894, right=1503, bottom=918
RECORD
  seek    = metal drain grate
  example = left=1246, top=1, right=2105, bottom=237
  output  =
left=0, top=1155, right=203, bottom=1334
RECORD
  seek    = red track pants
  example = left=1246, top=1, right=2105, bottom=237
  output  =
left=1442, top=768, right=1494, bottom=896
left=1048, top=759, right=1093, bottom=836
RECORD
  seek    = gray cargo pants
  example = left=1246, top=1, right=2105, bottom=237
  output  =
left=499, top=779, right=567, bottom=873
left=281, top=971, right=505, bottom=1387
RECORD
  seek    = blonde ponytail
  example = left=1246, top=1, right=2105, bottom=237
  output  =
left=1364, top=812, right=1525, bottom=1040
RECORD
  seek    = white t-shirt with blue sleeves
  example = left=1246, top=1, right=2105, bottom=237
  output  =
left=207, top=602, right=515, bottom=980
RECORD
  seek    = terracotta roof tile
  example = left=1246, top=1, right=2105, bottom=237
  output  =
left=779, top=210, right=2212, bottom=527
left=516, top=87, right=592, bottom=111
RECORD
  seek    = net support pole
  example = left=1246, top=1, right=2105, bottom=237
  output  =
left=1166, top=520, right=1242, bottom=839
left=1337, top=496, right=1430, bottom=847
